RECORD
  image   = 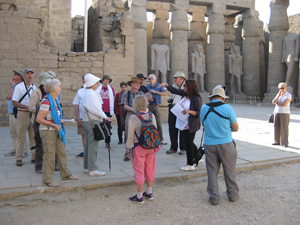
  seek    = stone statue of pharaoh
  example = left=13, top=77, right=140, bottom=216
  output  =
left=229, top=45, right=244, bottom=95
left=281, top=33, right=300, bottom=86
left=191, top=44, right=206, bottom=93
left=151, top=44, right=170, bottom=83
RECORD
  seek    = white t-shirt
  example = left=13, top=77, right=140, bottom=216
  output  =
left=73, top=88, right=85, bottom=119
left=175, top=97, right=191, bottom=131
left=274, top=92, right=292, bottom=114
left=12, top=82, right=36, bottom=108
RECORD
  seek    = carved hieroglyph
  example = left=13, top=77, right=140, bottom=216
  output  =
left=151, top=44, right=170, bottom=83
left=191, top=44, right=206, bottom=92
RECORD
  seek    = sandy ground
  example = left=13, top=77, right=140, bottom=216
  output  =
left=1, top=162, right=300, bottom=225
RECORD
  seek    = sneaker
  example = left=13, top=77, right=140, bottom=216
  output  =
left=143, top=192, right=153, bottom=200
left=166, top=149, right=176, bottom=154
left=31, top=159, right=35, bottom=164
left=178, top=150, right=186, bottom=155
left=63, top=175, right=78, bottom=180
left=106, top=143, right=110, bottom=148
left=180, top=165, right=195, bottom=171
left=124, top=153, right=130, bottom=161
left=118, top=141, right=123, bottom=145
left=272, top=143, right=280, bottom=145
left=55, top=166, right=59, bottom=171
left=5, top=152, right=16, bottom=157
left=83, top=169, right=89, bottom=174
left=160, top=141, right=167, bottom=145
left=16, top=160, right=23, bottom=167
left=23, top=153, right=28, bottom=158
left=129, top=195, right=144, bottom=204
left=36, top=169, right=43, bottom=174
left=89, top=170, right=106, bottom=177
left=45, top=182, right=60, bottom=187
left=283, top=144, right=288, bottom=148
left=76, top=152, right=84, bottom=157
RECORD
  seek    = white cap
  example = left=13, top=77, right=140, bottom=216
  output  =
left=83, top=73, right=101, bottom=88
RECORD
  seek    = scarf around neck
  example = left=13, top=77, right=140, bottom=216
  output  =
left=46, top=93, right=65, bottom=144
left=98, top=84, right=114, bottom=115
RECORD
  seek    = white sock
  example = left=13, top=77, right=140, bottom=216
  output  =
left=137, top=192, right=143, bottom=199
left=146, top=187, right=152, bottom=194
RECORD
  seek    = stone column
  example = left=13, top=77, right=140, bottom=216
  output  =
left=266, top=0, right=289, bottom=93
left=206, top=3, right=226, bottom=92
left=152, top=7, right=170, bottom=45
left=224, top=16, right=236, bottom=94
left=259, top=21, right=267, bottom=97
left=128, top=0, right=148, bottom=75
left=242, top=9, right=260, bottom=96
left=170, top=0, right=189, bottom=80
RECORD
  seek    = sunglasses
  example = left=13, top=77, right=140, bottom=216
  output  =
left=148, top=78, right=154, bottom=80
left=280, top=88, right=285, bottom=89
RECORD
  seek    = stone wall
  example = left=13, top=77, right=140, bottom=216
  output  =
left=288, top=14, right=300, bottom=34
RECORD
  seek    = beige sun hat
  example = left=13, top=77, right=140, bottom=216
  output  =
left=209, top=85, right=229, bottom=99
left=37, top=72, right=52, bottom=87
left=173, top=71, right=186, bottom=79
left=83, top=73, right=101, bottom=88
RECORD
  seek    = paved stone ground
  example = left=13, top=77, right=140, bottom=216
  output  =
left=1, top=104, right=300, bottom=199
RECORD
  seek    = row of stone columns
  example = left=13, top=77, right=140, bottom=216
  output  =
left=128, top=0, right=260, bottom=94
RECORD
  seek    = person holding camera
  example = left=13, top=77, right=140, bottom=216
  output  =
left=147, top=74, right=167, bottom=145
left=166, top=72, right=187, bottom=155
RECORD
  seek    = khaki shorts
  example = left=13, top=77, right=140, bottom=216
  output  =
left=77, top=124, right=85, bottom=135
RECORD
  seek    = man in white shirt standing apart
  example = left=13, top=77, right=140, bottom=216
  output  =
left=12, top=68, right=36, bottom=166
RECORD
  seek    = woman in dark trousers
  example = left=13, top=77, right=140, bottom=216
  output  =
left=159, top=78, right=202, bottom=171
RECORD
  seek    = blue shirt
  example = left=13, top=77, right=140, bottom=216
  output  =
left=8, top=84, right=16, bottom=113
left=146, top=83, right=165, bottom=105
left=200, top=99, right=237, bottom=145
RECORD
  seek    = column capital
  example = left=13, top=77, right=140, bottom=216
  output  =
left=242, top=9, right=260, bottom=38
left=268, top=0, right=289, bottom=32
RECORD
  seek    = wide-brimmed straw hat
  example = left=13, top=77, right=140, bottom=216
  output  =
left=209, top=85, right=229, bottom=99
left=83, top=73, right=101, bottom=88
left=127, top=77, right=140, bottom=86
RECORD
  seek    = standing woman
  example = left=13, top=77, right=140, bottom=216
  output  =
left=36, top=79, right=78, bottom=187
left=272, top=82, right=292, bottom=147
left=82, top=74, right=112, bottom=177
left=159, top=78, right=202, bottom=171
left=126, top=95, right=160, bottom=203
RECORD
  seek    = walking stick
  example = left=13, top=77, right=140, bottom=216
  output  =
left=108, top=145, right=111, bottom=172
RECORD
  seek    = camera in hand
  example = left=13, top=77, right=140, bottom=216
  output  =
left=167, top=98, right=173, bottom=104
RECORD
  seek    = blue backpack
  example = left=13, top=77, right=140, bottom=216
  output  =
left=134, top=112, right=160, bottom=149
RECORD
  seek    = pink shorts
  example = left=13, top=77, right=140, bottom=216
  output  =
left=132, top=145, right=159, bottom=188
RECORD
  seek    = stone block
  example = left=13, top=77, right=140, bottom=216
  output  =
left=39, top=59, right=58, bottom=68
left=93, top=61, right=103, bottom=68
left=27, top=7, right=42, bottom=19
left=78, top=62, right=92, bottom=68
left=58, top=61, right=69, bottom=68
left=67, top=52, right=77, bottom=57
left=59, top=51, right=67, bottom=56
left=77, top=52, right=84, bottom=56
left=0, top=41, right=9, bottom=50
left=91, top=52, right=100, bottom=57
left=59, top=56, right=65, bottom=61
left=12, top=11, right=27, bottom=18
left=72, top=57, right=80, bottom=62
left=155, top=10, right=169, bottom=20
left=70, top=72, right=80, bottom=78
left=80, top=57, right=89, bottom=62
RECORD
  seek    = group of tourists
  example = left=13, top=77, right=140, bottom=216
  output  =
left=5, top=68, right=291, bottom=205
